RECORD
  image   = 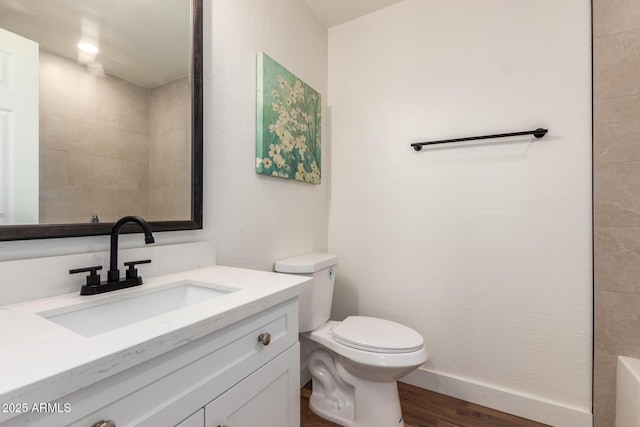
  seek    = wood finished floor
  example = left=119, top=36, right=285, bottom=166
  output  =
left=300, top=382, right=551, bottom=427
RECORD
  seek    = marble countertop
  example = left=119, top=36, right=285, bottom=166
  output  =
left=0, top=265, right=310, bottom=423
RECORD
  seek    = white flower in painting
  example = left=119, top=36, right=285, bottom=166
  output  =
left=268, top=143, right=281, bottom=158
left=279, top=76, right=286, bottom=89
left=273, top=153, right=285, bottom=168
left=298, top=149, right=306, bottom=161
left=297, top=161, right=320, bottom=184
left=270, top=121, right=286, bottom=139
left=263, top=158, right=272, bottom=169
left=281, top=130, right=295, bottom=153
left=272, top=89, right=279, bottom=98
left=282, top=142, right=294, bottom=153
left=305, top=170, right=320, bottom=184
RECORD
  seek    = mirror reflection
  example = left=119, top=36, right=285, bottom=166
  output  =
left=0, top=0, right=192, bottom=226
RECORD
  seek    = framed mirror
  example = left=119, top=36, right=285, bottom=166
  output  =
left=0, top=0, right=203, bottom=240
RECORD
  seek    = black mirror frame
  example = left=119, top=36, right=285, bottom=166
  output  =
left=0, top=0, right=204, bottom=241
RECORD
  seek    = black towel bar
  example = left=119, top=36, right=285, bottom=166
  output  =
left=411, top=128, right=548, bottom=151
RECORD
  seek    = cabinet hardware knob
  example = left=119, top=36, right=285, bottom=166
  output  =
left=258, top=332, right=271, bottom=346
left=92, top=421, right=116, bottom=427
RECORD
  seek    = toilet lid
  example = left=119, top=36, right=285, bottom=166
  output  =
left=331, top=316, right=424, bottom=354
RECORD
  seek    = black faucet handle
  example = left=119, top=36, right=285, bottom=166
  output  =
left=124, top=259, right=151, bottom=280
left=69, top=266, right=103, bottom=286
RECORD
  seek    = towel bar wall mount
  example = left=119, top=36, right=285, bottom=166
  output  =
left=411, top=128, right=548, bottom=151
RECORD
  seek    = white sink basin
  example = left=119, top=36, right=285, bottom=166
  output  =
left=39, top=281, right=236, bottom=337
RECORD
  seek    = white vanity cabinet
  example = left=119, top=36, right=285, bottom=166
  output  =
left=5, top=298, right=300, bottom=427
left=204, top=344, right=299, bottom=427
left=176, top=410, right=204, bottom=427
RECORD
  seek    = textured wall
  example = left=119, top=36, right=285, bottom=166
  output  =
left=327, top=1, right=592, bottom=425
left=208, top=0, right=329, bottom=271
left=593, top=1, right=640, bottom=425
left=39, top=50, right=150, bottom=224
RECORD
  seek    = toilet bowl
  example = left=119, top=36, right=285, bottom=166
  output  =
left=275, top=253, right=428, bottom=427
left=305, top=319, right=428, bottom=426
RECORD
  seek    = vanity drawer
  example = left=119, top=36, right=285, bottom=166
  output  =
left=204, top=344, right=299, bottom=427
left=11, top=299, right=298, bottom=427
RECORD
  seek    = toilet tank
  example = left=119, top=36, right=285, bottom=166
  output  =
left=275, top=253, right=338, bottom=333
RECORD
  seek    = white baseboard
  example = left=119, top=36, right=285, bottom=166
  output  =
left=400, top=367, right=592, bottom=427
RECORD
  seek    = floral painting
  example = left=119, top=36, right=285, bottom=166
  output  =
left=256, top=53, right=321, bottom=184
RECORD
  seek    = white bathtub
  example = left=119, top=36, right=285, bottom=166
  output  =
left=617, top=356, right=640, bottom=427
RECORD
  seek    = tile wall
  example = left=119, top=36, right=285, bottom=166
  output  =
left=39, top=50, right=150, bottom=223
left=149, top=77, right=191, bottom=221
left=39, top=51, right=190, bottom=224
left=593, top=1, right=640, bottom=425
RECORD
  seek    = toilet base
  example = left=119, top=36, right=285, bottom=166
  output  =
left=308, top=348, right=405, bottom=427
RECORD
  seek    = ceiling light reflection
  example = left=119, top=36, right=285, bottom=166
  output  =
left=77, top=42, right=98, bottom=54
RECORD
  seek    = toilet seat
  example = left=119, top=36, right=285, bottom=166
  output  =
left=332, top=316, right=424, bottom=354
left=306, top=320, right=428, bottom=378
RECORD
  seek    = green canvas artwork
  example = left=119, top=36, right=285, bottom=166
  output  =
left=256, top=53, right=321, bottom=184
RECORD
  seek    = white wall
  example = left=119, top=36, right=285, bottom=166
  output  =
left=327, top=1, right=592, bottom=426
left=0, top=0, right=328, bottom=279
left=208, top=0, right=329, bottom=270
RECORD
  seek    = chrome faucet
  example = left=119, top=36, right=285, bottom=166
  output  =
left=107, top=216, right=155, bottom=282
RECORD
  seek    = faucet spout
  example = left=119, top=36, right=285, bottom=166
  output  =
left=108, top=216, right=155, bottom=283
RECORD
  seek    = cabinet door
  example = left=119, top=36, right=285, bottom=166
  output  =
left=176, top=409, right=204, bottom=427
left=205, top=343, right=299, bottom=427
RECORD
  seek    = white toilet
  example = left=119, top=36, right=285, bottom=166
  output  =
left=275, top=253, right=428, bottom=427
